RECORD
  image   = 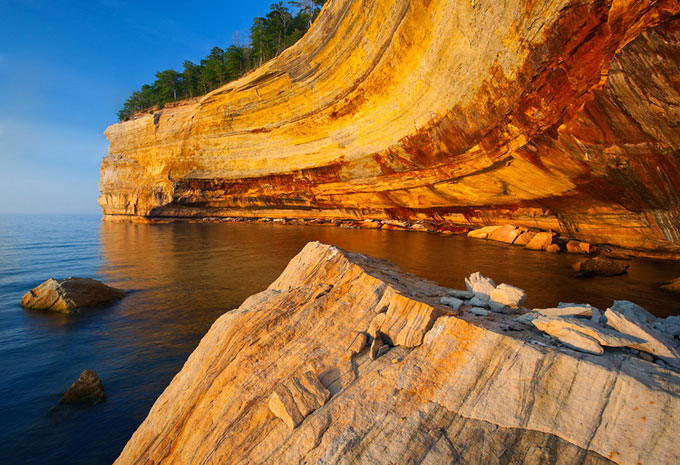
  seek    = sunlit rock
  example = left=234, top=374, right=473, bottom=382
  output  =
left=114, top=242, right=680, bottom=465
left=525, top=232, right=556, bottom=251
left=21, top=277, right=124, bottom=313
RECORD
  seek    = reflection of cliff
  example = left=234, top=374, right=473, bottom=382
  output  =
left=100, top=0, right=680, bottom=253
left=98, top=222, right=285, bottom=316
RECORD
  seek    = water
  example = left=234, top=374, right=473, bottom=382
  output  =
left=1, top=214, right=679, bottom=464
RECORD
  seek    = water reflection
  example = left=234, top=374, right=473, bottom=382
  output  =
left=99, top=221, right=680, bottom=318
left=2, top=217, right=679, bottom=465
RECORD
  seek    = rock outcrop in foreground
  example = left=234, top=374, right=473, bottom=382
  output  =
left=116, top=242, right=680, bottom=465
left=100, top=0, right=680, bottom=255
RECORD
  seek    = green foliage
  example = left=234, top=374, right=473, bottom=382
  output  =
left=118, top=0, right=325, bottom=121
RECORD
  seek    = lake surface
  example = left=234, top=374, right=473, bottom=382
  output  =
left=1, top=214, right=679, bottom=464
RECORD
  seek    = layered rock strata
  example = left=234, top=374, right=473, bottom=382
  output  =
left=100, top=0, right=680, bottom=255
left=115, top=242, right=680, bottom=464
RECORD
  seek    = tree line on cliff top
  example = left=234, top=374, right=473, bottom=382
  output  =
left=117, top=0, right=325, bottom=122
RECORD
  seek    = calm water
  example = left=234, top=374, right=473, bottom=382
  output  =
left=1, top=214, right=679, bottom=464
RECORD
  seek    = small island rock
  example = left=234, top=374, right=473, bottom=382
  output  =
left=59, top=370, right=106, bottom=404
left=21, top=277, right=124, bottom=313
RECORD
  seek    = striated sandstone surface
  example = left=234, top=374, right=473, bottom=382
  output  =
left=115, top=242, right=680, bottom=465
left=100, top=0, right=680, bottom=255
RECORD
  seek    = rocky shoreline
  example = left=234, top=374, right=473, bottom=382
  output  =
left=114, top=242, right=680, bottom=464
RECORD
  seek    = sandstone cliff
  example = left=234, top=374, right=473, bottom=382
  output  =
left=115, top=242, right=680, bottom=465
left=100, top=0, right=680, bottom=254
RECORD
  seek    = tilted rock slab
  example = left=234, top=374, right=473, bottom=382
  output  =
left=604, top=308, right=680, bottom=367
left=115, top=242, right=680, bottom=465
left=532, top=316, right=645, bottom=355
left=99, top=0, right=680, bottom=257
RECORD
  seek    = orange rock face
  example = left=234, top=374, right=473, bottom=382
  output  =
left=99, top=0, right=680, bottom=254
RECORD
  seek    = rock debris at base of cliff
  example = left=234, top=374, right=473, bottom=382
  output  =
left=115, top=242, right=680, bottom=465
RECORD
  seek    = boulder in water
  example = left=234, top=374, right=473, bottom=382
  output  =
left=573, top=257, right=629, bottom=277
left=21, top=277, right=124, bottom=313
left=59, top=370, right=106, bottom=405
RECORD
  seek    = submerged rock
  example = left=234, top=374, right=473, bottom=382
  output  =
left=660, top=278, right=680, bottom=293
left=573, top=257, right=629, bottom=277
left=115, top=242, right=680, bottom=465
left=21, top=277, right=124, bottom=313
left=59, top=370, right=106, bottom=405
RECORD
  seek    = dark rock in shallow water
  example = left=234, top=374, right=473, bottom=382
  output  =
left=21, top=277, right=124, bottom=313
left=59, top=370, right=106, bottom=405
left=573, top=256, right=629, bottom=277
left=660, top=277, right=680, bottom=294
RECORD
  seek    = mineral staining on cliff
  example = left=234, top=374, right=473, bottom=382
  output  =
left=115, top=242, right=680, bottom=464
left=100, top=0, right=680, bottom=254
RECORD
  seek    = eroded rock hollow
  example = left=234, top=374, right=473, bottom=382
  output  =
left=100, top=0, right=680, bottom=254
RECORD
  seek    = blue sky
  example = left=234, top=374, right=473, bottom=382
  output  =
left=0, top=0, right=276, bottom=213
